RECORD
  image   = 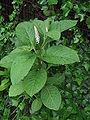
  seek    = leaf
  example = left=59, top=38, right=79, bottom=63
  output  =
left=48, top=0, right=58, bottom=5
left=67, top=1, right=73, bottom=9
left=9, top=81, right=24, bottom=97
left=15, top=22, right=35, bottom=47
left=24, top=69, right=47, bottom=97
left=59, top=20, right=77, bottom=32
left=84, top=105, right=90, bottom=112
left=63, top=7, right=70, bottom=17
left=47, top=73, right=65, bottom=85
left=46, top=30, right=61, bottom=40
left=78, top=14, right=85, bottom=22
left=42, top=45, right=80, bottom=65
left=10, top=53, right=36, bottom=85
left=86, top=18, right=90, bottom=29
left=50, top=21, right=59, bottom=31
left=41, top=85, right=61, bottom=110
left=0, top=79, right=9, bottom=91
left=31, top=98, right=42, bottom=113
left=0, top=46, right=32, bottom=69
left=3, top=108, right=10, bottom=120
left=0, top=71, right=6, bottom=76
left=19, top=101, right=25, bottom=110
left=11, top=99, right=19, bottom=107
left=22, top=116, right=30, bottom=120
left=50, top=20, right=77, bottom=32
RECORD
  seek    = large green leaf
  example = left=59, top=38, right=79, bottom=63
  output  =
left=15, top=22, right=35, bottom=47
left=9, top=81, right=24, bottom=97
left=48, top=0, right=58, bottom=5
left=41, top=85, right=61, bottom=110
left=59, top=20, right=77, bottom=32
left=31, top=98, right=42, bottom=113
left=42, top=45, right=80, bottom=65
left=46, top=30, right=61, bottom=40
left=50, top=20, right=77, bottom=32
left=24, top=69, right=47, bottom=97
left=50, top=21, right=59, bottom=31
left=0, top=46, right=31, bottom=69
left=10, top=53, right=36, bottom=85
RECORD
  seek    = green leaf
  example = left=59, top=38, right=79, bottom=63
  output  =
left=15, top=22, right=35, bottom=47
left=0, top=79, right=9, bottom=91
left=24, top=69, right=47, bottom=97
left=78, top=14, right=85, bottom=22
left=48, top=0, right=58, bottom=5
left=50, top=20, right=77, bottom=32
left=22, top=116, right=30, bottom=120
left=59, top=20, right=77, bottom=32
left=19, top=101, right=25, bottom=110
left=63, top=8, right=70, bottom=17
left=10, top=53, right=36, bottom=85
left=0, top=71, right=6, bottom=76
left=0, top=46, right=32, bottom=69
left=41, top=85, right=61, bottom=110
left=3, top=108, right=10, bottom=120
left=31, top=98, right=42, bottom=113
left=42, top=45, right=80, bottom=65
left=84, top=105, right=90, bottom=112
left=46, top=30, right=61, bottom=40
left=86, top=18, right=90, bottom=29
left=50, top=21, right=59, bottom=31
left=9, top=81, right=24, bottom=97
left=47, top=73, right=65, bottom=85
left=67, top=1, right=73, bottom=9
left=11, top=99, right=19, bottom=107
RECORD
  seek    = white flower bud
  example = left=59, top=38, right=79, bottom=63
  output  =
left=46, top=27, right=48, bottom=32
left=34, top=26, right=40, bottom=44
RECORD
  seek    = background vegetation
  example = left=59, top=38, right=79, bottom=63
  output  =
left=0, top=0, right=90, bottom=120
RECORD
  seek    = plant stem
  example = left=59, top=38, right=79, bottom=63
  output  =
left=41, top=34, right=46, bottom=49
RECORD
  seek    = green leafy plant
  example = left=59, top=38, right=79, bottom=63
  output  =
left=0, top=19, right=80, bottom=112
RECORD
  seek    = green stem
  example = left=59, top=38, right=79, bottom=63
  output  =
left=37, top=49, right=42, bottom=69
left=33, top=46, right=37, bottom=54
left=41, top=34, right=46, bottom=49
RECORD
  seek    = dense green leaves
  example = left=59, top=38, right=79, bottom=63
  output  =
left=10, top=53, right=36, bottom=85
left=41, top=85, right=61, bottom=110
left=31, top=98, right=42, bottom=113
left=14, top=19, right=77, bottom=48
left=15, top=22, right=35, bottom=47
left=48, top=0, right=58, bottom=5
left=9, top=81, right=24, bottom=97
left=24, top=69, right=47, bottom=97
left=42, top=45, right=80, bottom=65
